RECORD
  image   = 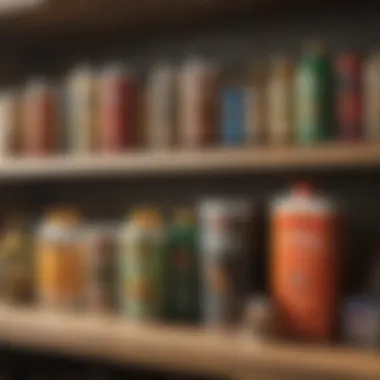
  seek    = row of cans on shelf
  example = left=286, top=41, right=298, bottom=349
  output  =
left=0, top=185, right=346, bottom=344
left=2, top=43, right=380, bottom=156
left=0, top=200, right=254, bottom=326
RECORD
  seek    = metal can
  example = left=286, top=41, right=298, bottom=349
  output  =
left=98, top=65, right=136, bottom=153
left=335, top=53, right=363, bottom=141
left=198, top=199, right=254, bottom=326
left=84, top=224, right=117, bottom=313
left=167, top=208, right=199, bottom=323
left=295, top=43, right=333, bottom=144
left=220, top=69, right=246, bottom=146
left=35, top=209, right=85, bottom=310
left=146, top=63, right=177, bottom=149
left=119, top=209, right=166, bottom=321
left=246, top=61, right=267, bottom=145
left=0, top=214, right=32, bottom=305
left=178, top=59, right=218, bottom=148
left=65, top=65, right=98, bottom=154
left=0, top=90, right=18, bottom=157
left=21, top=79, right=58, bottom=156
left=267, top=57, right=294, bottom=145
left=363, top=52, right=380, bottom=140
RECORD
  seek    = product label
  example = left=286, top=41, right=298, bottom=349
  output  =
left=272, top=213, right=339, bottom=339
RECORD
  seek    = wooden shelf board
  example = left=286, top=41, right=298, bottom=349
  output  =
left=0, top=143, right=378, bottom=182
left=0, top=307, right=379, bottom=378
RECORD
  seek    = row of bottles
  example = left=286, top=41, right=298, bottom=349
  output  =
left=2, top=43, right=380, bottom=157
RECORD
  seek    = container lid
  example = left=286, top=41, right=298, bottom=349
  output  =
left=271, top=182, right=337, bottom=215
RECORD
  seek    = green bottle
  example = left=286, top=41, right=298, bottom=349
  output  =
left=295, top=42, right=333, bottom=144
left=167, top=209, right=199, bottom=323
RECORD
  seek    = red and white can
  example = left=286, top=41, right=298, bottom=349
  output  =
left=21, top=79, right=58, bottom=156
left=98, top=65, right=135, bottom=153
left=335, top=53, right=362, bottom=141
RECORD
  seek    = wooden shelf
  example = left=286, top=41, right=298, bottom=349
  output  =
left=0, top=143, right=378, bottom=182
left=0, top=307, right=378, bottom=379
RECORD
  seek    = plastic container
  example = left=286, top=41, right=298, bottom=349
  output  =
left=270, top=183, right=341, bottom=341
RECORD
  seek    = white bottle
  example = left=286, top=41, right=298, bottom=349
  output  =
left=363, top=52, right=380, bottom=140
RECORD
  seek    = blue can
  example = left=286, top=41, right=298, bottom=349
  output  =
left=221, top=87, right=245, bottom=145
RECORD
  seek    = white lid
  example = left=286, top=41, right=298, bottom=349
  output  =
left=271, top=183, right=336, bottom=215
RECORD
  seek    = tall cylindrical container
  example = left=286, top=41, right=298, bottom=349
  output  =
left=146, top=63, right=177, bottom=149
left=363, top=52, right=380, bottom=140
left=0, top=90, right=18, bottom=157
left=199, top=199, right=254, bottom=326
left=220, top=70, right=246, bottom=146
left=167, top=208, right=199, bottom=323
left=84, top=224, right=117, bottom=314
left=246, top=61, right=267, bottom=145
left=178, top=59, right=218, bottom=148
left=21, top=79, right=58, bottom=156
left=119, top=209, right=167, bottom=321
left=98, top=65, right=136, bottom=153
left=335, top=53, right=363, bottom=141
left=35, top=209, right=86, bottom=310
left=65, top=65, right=98, bottom=154
left=295, top=43, right=333, bottom=144
left=267, top=58, right=294, bottom=145
left=270, top=183, right=342, bottom=342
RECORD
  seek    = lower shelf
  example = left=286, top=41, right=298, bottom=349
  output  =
left=0, top=307, right=378, bottom=379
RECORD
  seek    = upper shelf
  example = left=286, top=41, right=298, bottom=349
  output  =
left=0, top=0, right=295, bottom=48
left=0, top=143, right=378, bottom=182
left=0, top=306, right=379, bottom=379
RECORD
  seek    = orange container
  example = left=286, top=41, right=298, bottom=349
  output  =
left=270, top=183, right=342, bottom=342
